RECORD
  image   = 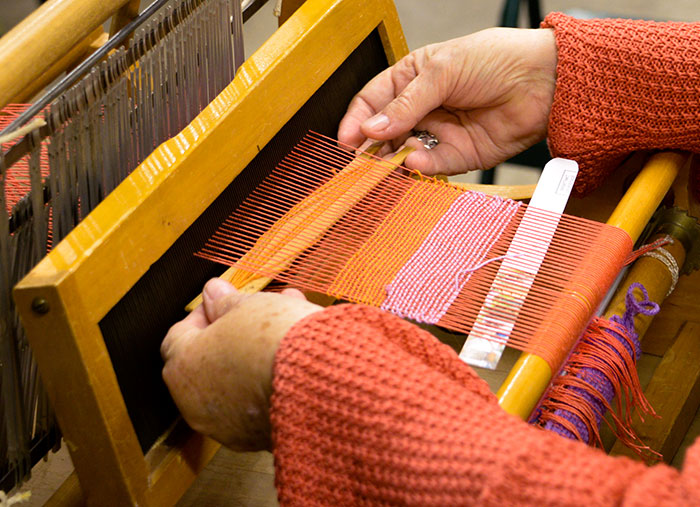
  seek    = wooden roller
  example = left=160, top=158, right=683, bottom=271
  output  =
left=0, top=0, right=134, bottom=109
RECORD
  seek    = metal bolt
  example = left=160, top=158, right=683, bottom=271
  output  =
left=31, top=298, right=50, bottom=315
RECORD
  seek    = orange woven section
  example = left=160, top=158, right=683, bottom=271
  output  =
left=226, top=151, right=388, bottom=289
left=328, top=181, right=462, bottom=305
left=525, top=223, right=633, bottom=370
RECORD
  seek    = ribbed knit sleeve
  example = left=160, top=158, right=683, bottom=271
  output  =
left=270, top=304, right=700, bottom=505
left=542, top=13, right=700, bottom=196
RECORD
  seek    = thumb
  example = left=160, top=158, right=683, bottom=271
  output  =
left=202, top=278, right=243, bottom=322
left=361, top=72, right=443, bottom=140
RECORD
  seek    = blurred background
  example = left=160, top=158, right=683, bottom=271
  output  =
left=5, top=1, right=700, bottom=47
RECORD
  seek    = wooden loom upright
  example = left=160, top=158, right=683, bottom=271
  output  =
left=7, top=0, right=700, bottom=505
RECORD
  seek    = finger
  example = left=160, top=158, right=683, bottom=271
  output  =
left=161, top=304, right=207, bottom=361
left=402, top=132, right=473, bottom=176
left=400, top=109, right=495, bottom=175
left=280, top=288, right=307, bottom=300
left=184, top=302, right=210, bottom=328
left=338, top=95, right=380, bottom=148
left=203, top=278, right=237, bottom=301
left=202, top=278, right=239, bottom=323
left=337, top=64, right=413, bottom=147
left=360, top=70, right=445, bottom=142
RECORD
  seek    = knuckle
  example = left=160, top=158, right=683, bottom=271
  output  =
left=161, top=328, right=179, bottom=360
left=389, top=92, right=416, bottom=116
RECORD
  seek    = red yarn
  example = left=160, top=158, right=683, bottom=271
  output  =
left=271, top=305, right=700, bottom=505
left=543, top=13, right=700, bottom=196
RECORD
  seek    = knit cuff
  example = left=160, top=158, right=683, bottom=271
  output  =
left=270, top=304, right=496, bottom=504
left=543, top=13, right=700, bottom=195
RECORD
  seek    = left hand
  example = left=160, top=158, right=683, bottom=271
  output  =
left=161, top=279, right=321, bottom=451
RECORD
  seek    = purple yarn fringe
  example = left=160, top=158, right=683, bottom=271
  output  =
left=538, top=283, right=659, bottom=443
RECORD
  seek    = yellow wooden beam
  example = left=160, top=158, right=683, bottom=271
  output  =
left=0, top=0, right=132, bottom=110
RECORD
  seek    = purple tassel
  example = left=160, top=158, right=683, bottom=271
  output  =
left=534, top=283, right=659, bottom=443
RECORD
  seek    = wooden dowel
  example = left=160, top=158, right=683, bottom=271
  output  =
left=604, top=235, right=686, bottom=331
left=8, top=26, right=107, bottom=105
left=0, top=0, right=132, bottom=110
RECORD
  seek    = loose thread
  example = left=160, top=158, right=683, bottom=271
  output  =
left=624, top=235, right=673, bottom=265
left=453, top=254, right=517, bottom=290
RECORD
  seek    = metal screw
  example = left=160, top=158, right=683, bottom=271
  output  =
left=31, top=298, right=50, bottom=315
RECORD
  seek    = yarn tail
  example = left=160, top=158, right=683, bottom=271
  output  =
left=532, top=283, right=661, bottom=461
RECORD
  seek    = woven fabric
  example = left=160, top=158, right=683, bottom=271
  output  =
left=381, top=192, right=521, bottom=323
left=543, top=13, right=700, bottom=196
left=271, top=305, right=700, bottom=505
left=328, top=180, right=462, bottom=306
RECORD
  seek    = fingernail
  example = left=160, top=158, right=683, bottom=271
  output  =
left=203, top=278, right=235, bottom=301
left=363, top=113, right=389, bottom=132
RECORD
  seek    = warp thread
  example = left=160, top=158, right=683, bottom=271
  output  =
left=533, top=283, right=661, bottom=460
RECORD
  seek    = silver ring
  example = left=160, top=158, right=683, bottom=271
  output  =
left=413, top=130, right=439, bottom=150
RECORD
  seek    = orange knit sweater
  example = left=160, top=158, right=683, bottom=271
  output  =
left=543, top=13, right=700, bottom=196
left=271, top=305, right=700, bottom=505
left=270, top=15, right=700, bottom=505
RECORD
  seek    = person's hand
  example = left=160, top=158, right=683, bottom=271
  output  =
left=337, top=27, right=557, bottom=175
left=161, top=279, right=321, bottom=451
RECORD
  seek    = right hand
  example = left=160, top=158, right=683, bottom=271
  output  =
left=337, top=27, right=557, bottom=175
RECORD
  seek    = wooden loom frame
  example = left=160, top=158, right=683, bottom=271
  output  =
left=13, top=0, right=408, bottom=504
